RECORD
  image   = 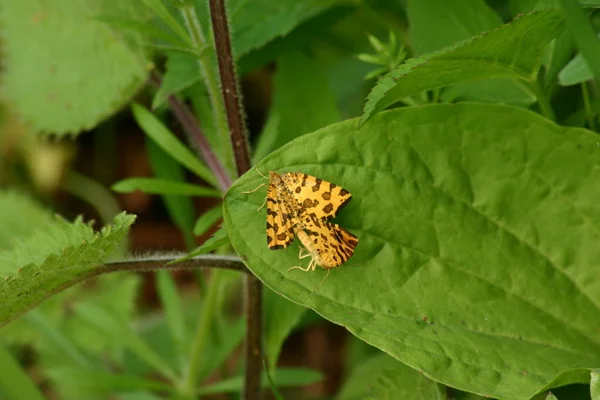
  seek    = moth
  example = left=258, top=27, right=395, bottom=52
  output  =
left=245, top=170, right=358, bottom=273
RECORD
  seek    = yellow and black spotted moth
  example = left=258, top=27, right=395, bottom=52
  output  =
left=245, top=170, right=358, bottom=272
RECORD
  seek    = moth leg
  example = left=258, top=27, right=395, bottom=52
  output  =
left=287, top=262, right=312, bottom=272
left=242, top=182, right=265, bottom=194
left=298, top=247, right=311, bottom=259
left=256, top=196, right=267, bottom=212
left=288, top=255, right=318, bottom=272
left=255, top=167, right=268, bottom=180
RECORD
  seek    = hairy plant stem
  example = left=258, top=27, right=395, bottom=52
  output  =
left=208, top=1, right=261, bottom=399
left=0, top=255, right=247, bottom=329
left=179, top=3, right=234, bottom=174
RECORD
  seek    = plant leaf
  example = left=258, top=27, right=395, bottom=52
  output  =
left=254, top=51, right=340, bottom=158
left=558, top=0, right=600, bottom=86
left=224, top=103, right=600, bottom=400
left=408, top=0, right=536, bottom=106
left=361, top=9, right=564, bottom=124
left=112, top=178, right=220, bottom=198
left=336, top=353, right=444, bottom=400
left=559, top=53, right=593, bottom=85
left=197, top=368, right=324, bottom=395
left=592, top=370, right=600, bottom=400
left=228, top=0, right=356, bottom=58
left=132, top=103, right=217, bottom=187
left=156, top=270, right=186, bottom=368
left=0, top=212, right=136, bottom=327
left=170, top=228, right=229, bottom=264
left=152, top=53, right=201, bottom=109
left=0, top=191, right=53, bottom=251
left=140, top=0, right=191, bottom=46
left=146, top=138, right=196, bottom=244
left=0, top=0, right=147, bottom=135
left=263, top=287, right=306, bottom=374
left=193, top=206, right=223, bottom=236
left=408, top=0, right=503, bottom=55
left=0, top=345, right=47, bottom=400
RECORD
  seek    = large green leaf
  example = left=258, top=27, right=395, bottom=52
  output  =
left=0, top=212, right=135, bottom=327
left=224, top=104, right=600, bottom=400
left=361, top=9, right=564, bottom=124
left=0, top=0, right=147, bottom=135
left=337, top=353, right=444, bottom=400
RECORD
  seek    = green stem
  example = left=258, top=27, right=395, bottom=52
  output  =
left=179, top=3, right=234, bottom=173
left=181, top=270, right=227, bottom=397
left=529, top=79, right=556, bottom=122
left=582, top=82, right=596, bottom=131
left=63, top=171, right=121, bottom=225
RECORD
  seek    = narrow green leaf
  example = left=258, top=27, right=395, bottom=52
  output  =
left=152, top=53, right=201, bottom=109
left=197, top=368, right=324, bottom=395
left=197, top=316, right=246, bottom=381
left=546, top=392, right=559, bottom=400
left=0, top=212, right=135, bottom=327
left=592, top=370, right=600, bottom=400
left=156, top=270, right=186, bottom=367
left=1, top=0, right=147, bottom=135
left=63, top=275, right=141, bottom=357
left=45, top=366, right=173, bottom=392
left=146, top=138, right=195, bottom=244
left=169, top=228, right=229, bottom=264
left=337, top=353, right=444, bottom=400
left=225, top=104, right=600, bottom=400
left=95, top=15, right=185, bottom=47
left=0, top=345, right=46, bottom=400
left=558, top=0, right=600, bottom=85
left=112, top=178, right=220, bottom=198
left=74, top=302, right=178, bottom=382
left=559, top=53, right=593, bottom=85
left=361, top=10, right=564, bottom=124
left=264, top=287, right=306, bottom=374
left=25, top=310, right=92, bottom=367
left=193, top=206, right=223, bottom=236
left=132, top=103, right=217, bottom=187
left=140, top=0, right=191, bottom=46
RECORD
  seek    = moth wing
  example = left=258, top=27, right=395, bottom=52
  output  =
left=266, top=182, right=294, bottom=249
left=281, top=173, right=352, bottom=219
left=299, top=216, right=358, bottom=268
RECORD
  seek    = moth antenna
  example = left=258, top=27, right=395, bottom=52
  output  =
left=309, top=268, right=331, bottom=300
